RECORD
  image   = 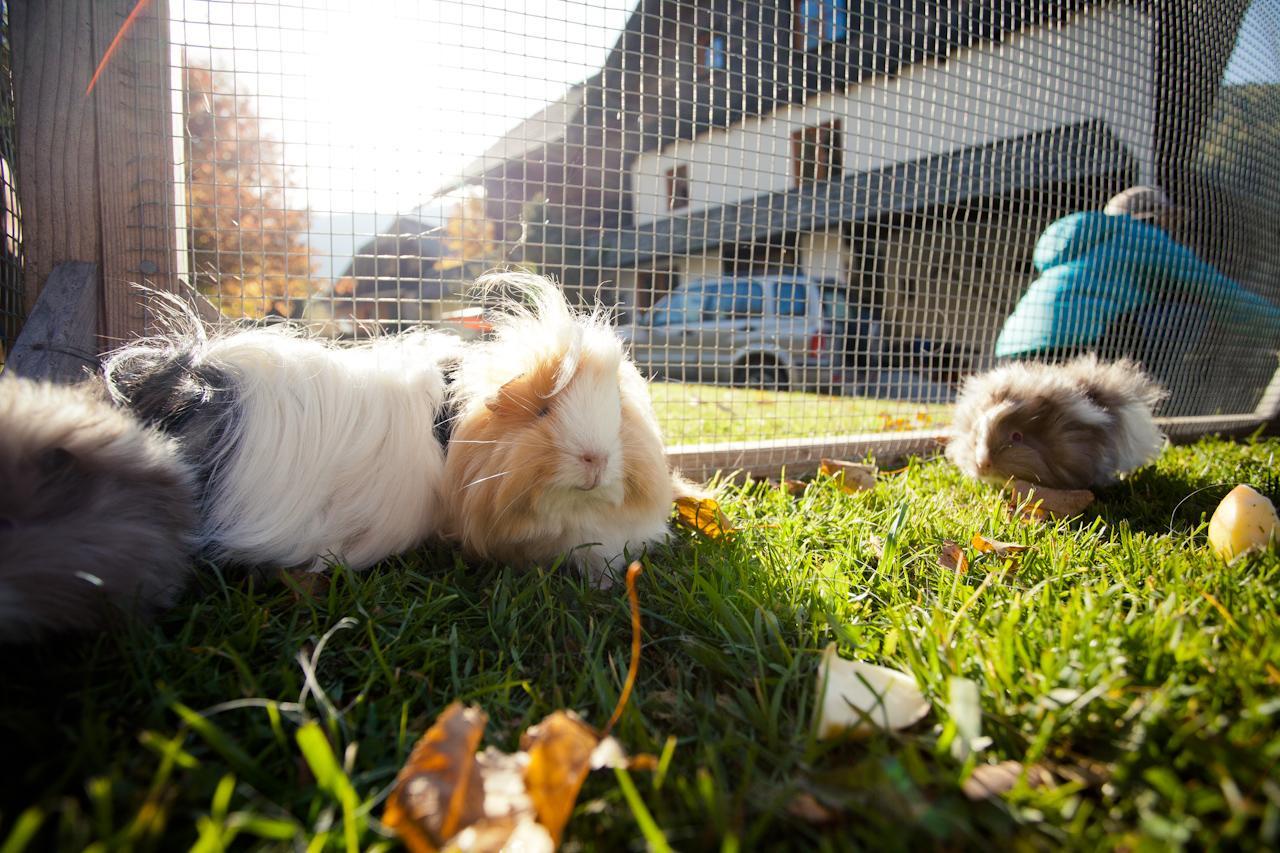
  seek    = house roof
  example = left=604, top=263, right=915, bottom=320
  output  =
left=583, top=120, right=1134, bottom=268
left=434, top=85, right=587, bottom=197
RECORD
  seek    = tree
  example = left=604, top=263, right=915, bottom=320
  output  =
left=183, top=63, right=314, bottom=318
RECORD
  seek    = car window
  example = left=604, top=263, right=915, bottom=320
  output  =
left=820, top=287, right=850, bottom=321
left=649, top=282, right=709, bottom=327
left=774, top=280, right=810, bottom=317
left=707, top=280, right=764, bottom=320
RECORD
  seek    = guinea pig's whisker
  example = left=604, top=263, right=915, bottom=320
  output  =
left=465, top=470, right=511, bottom=489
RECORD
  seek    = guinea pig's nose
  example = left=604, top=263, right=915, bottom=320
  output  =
left=580, top=451, right=604, bottom=468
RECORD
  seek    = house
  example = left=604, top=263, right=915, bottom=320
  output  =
left=335, top=0, right=1247, bottom=377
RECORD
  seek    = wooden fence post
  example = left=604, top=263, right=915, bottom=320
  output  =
left=11, top=0, right=177, bottom=359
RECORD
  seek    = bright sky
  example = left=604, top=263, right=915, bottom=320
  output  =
left=171, top=0, right=636, bottom=215
left=1224, top=0, right=1280, bottom=84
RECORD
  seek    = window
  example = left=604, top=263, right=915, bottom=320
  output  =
left=794, top=0, right=848, bottom=51
left=708, top=280, right=765, bottom=320
left=773, top=281, right=810, bottom=317
left=649, top=280, right=709, bottom=327
left=665, top=165, right=690, bottom=211
left=704, top=34, right=727, bottom=70
left=791, top=120, right=843, bottom=187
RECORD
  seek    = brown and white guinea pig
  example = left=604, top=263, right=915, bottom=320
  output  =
left=0, top=375, right=198, bottom=642
left=946, top=354, right=1167, bottom=489
left=102, top=300, right=462, bottom=572
left=442, top=273, right=690, bottom=586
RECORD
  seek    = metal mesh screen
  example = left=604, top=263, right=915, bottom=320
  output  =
left=165, top=0, right=1280, bottom=464
left=0, top=0, right=22, bottom=366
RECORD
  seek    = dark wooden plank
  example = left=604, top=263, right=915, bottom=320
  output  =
left=7, top=261, right=100, bottom=382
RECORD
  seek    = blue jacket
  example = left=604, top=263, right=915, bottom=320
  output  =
left=995, top=211, right=1280, bottom=358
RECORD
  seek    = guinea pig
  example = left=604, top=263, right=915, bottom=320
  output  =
left=946, top=354, right=1167, bottom=489
left=441, top=273, right=687, bottom=586
left=102, top=307, right=462, bottom=572
left=0, top=374, right=197, bottom=642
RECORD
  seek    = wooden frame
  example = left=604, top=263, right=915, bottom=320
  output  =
left=665, top=164, right=690, bottom=211
left=11, top=0, right=181, bottom=360
left=790, top=120, right=844, bottom=188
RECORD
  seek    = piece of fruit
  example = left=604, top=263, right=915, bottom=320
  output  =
left=1207, top=484, right=1279, bottom=561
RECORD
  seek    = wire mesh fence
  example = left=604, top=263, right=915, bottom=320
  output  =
left=160, top=0, right=1280, bottom=468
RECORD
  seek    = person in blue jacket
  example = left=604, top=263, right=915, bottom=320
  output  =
left=995, top=185, right=1280, bottom=411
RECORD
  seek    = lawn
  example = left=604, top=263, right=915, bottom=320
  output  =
left=2, top=435, right=1279, bottom=850
left=648, top=381, right=949, bottom=445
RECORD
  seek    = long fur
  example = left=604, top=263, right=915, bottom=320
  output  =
left=103, top=305, right=462, bottom=571
left=947, top=354, right=1167, bottom=489
left=442, top=273, right=680, bottom=585
left=0, top=375, right=197, bottom=642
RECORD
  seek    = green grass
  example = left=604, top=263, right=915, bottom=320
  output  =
left=3, top=435, right=1280, bottom=850
left=649, top=381, right=949, bottom=445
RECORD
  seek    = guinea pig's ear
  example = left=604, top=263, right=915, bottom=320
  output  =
left=38, top=447, right=78, bottom=479
left=484, top=361, right=561, bottom=420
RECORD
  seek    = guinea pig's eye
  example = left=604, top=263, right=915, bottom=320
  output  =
left=537, top=403, right=551, bottom=418
left=1009, top=430, right=1024, bottom=444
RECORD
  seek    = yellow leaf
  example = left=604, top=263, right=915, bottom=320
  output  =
left=674, top=496, right=735, bottom=538
left=1007, top=479, right=1094, bottom=521
left=970, top=533, right=1030, bottom=557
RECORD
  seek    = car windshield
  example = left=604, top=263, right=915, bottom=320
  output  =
left=647, top=282, right=710, bottom=327
left=773, top=280, right=810, bottom=317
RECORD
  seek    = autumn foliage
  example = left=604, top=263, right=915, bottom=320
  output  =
left=183, top=64, right=315, bottom=318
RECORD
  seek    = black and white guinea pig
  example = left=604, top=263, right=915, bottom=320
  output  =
left=946, top=354, right=1167, bottom=489
left=0, top=375, right=197, bottom=642
left=102, top=309, right=462, bottom=571
left=442, top=273, right=696, bottom=586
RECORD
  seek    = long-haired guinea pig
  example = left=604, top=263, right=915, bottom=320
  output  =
left=946, top=354, right=1167, bottom=489
left=0, top=375, right=197, bottom=642
left=102, top=305, right=462, bottom=571
left=442, top=273, right=686, bottom=586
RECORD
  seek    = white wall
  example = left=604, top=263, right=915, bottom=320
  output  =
left=630, top=5, right=1154, bottom=224
left=799, top=230, right=845, bottom=282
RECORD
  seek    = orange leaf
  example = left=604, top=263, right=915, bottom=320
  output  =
left=674, top=496, right=735, bottom=538
left=520, top=711, right=601, bottom=845
left=971, top=534, right=1030, bottom=559
left=939, top=540, right=969, bottom=574
left=819, top=458, right=877, bottom=493
left=383, top=703, right=490, bottom=852
left=603, top=562, right=643, bottom=735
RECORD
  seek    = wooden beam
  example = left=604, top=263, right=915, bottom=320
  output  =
left=7, top=261, right=100, bottom=382
left=90, top=0, right=179, bottom=348
left=10, top=0, right=102, bottom=322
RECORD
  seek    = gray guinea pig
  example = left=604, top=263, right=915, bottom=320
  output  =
left=0, top=374, right=198, bottom=642
left=946, top=354, right=1167, bottom=490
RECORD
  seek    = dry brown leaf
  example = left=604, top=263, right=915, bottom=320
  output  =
left=384, top=703, right=490, bottom=852
left=786, top=792, right=840, bottom=824
left=780, top=479, right=807, bottom=495
left=939, top=540, right=969, bottom=574
left=813, top=643, right=930, bottom=738
left=521, top=711, right=606, bottom=845
left=961, top=760, right=1056, bottom=801
left=819, top=459, right=877, bottom=493
left=385, top=564, right=654, bottom=852
left=1008, top=479, right=1095, bottom=521
left=971, top=533, right=1030, bottom=558
left=674, top=495, right=735, bottom=538
left=281, top=569, right=330, bottom=601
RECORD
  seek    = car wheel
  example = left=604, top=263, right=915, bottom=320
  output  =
left=737, top=358, right=787, bottom=391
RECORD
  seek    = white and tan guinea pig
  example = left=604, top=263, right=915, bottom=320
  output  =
left=0, top=375, right=197, bottom=642
left=946, top=354, right=1167, bottom=490
left=102, top=306, right=462, bottom=572
left=442, top=273, right=688, bottom=586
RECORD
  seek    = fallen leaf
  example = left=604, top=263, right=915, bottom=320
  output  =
left=813, top=643, right=930, bottom=739
left=385, top=563, right=655, bottom=851
left=938, top=540, right=969, bottom=574
left=383, top=703, right=490, bottom=852
left=961, top=761, right=1055, bottom=801
left=819, top=459, right=877, bottom=493
left=674, top=495, right=735, bottom=538
left=866, top=535, right=885, bottom=558
left=1207, top=484, right=1279, bottom=561
left=947, top=677, right=992, bottom=762
left=521, top=712, right=607, bottom=845
left=970, top=534, right=1030, bottom=558
left=786, top=792, right=840, bottom=824
left=780, top=479, right=807, bottom=495
left=1008, top=479, right=1095, bottom=521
